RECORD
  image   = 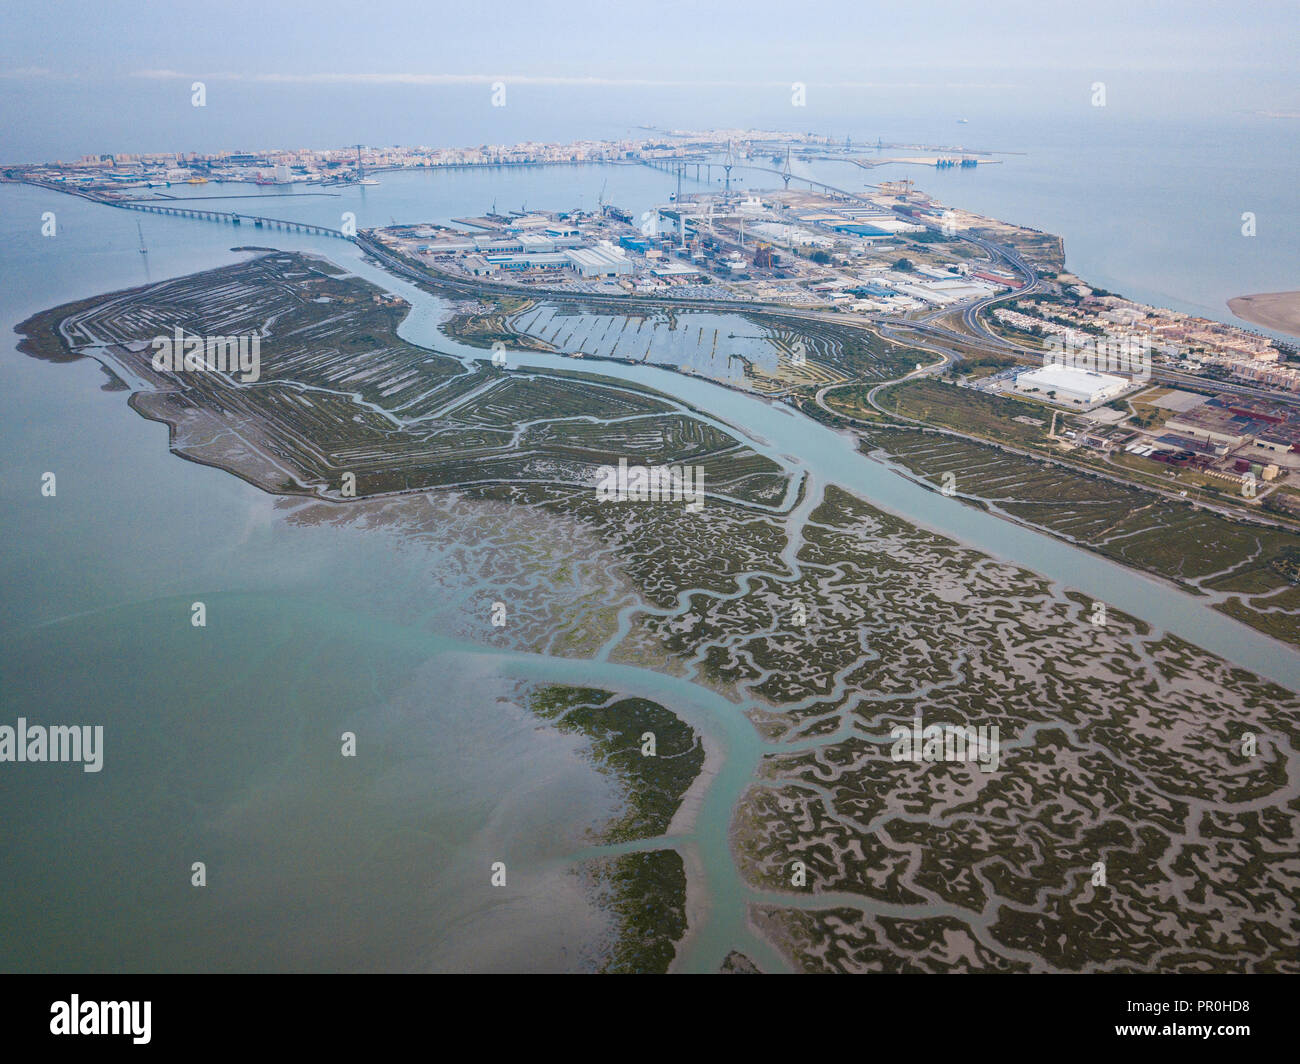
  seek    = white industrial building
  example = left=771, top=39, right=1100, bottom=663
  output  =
left=470, top=243, right=633, bottom=278
left=892, top=279, right=997, bottom=306
left=1012, top=365, right=1129, bottom=406
left=564, top=245, right=632, bottom=277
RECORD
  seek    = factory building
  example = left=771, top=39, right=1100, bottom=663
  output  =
left=484, top=251, right=570, bottom=272
left=1013, top=365, right=1128, bottom=406
left=1164, top=408, right=1253, bottom=448
left=972, top=270, right=1025, bottom=290
left=652, top=263, right=702, bottom=279
left=1253, top=433, right=1296, bottom=454
left=564, top=245, right=633, bottom=277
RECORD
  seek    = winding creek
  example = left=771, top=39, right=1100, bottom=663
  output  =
left=341, top=243, right=1300, bottom=689
left=340, top=238, right=1300, bottom=970
left=3, top=175, right=1297, bottom=972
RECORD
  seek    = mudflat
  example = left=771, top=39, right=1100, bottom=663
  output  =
left=1228, top=290, right=1300, bottom=338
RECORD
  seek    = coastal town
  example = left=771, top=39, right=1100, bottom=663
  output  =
left=11, top=125, right=1297, bottom=524
left=7, top=128, right=993, bottom=188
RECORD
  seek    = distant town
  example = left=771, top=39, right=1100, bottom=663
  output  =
left=8, top=127, right=1299, bottom=517
left=4, top=128, right=995, bottom=185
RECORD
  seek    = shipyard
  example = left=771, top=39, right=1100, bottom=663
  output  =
left=367, top=178, right=1038, bottom=311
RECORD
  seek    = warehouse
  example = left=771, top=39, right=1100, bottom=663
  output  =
left=1253, top=433, right=1295, bottom=454
left=564, top=245, right=633, bottom=277
left=1012, top=365, right=1128, bottom=406
left=483, top=251, right=570, bottom=272
left=1164, top=406, right=1253, bottom=448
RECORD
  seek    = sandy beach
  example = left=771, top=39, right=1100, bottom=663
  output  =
left=665, top=734, right=723, bottom=971
left=1228, top=290, right=1300, bottom=338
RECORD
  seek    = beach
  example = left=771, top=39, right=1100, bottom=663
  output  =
left=1228, top=290, right=1300, bottom=339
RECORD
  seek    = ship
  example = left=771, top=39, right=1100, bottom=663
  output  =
left=186, top=176, right=208, bottom=184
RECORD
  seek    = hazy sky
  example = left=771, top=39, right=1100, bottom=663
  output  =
left=4, top=0, right=1298, bottom=158
left=6, top=1, right=1298, bottom=84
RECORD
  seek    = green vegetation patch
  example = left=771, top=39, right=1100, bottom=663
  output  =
left=583, top=849, right=688, bottom=974
left=877, top=377, right=1056, bottom=447
left=863, top=424, right=1300, bottom=646
left=528, top=685, right=704, bottom=842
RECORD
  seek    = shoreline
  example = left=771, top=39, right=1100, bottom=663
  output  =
left=668, top=842, right=711, bottom=973
left=665, top=725, right=723, bottom=838
left=664, top=729, right=723, bottom=969
left=13, top=234, right=1300, bottom=975
left=1228, top=290, right=1300, bottom=340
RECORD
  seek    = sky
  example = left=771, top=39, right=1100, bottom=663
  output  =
left=6, top=0, right=1299, bottom=81
left=3, top=0, right=1299, bottom=158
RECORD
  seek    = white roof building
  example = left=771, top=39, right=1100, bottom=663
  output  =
left=1013, top=365, right=1128, bottom=405
left=564, top=246, right=632, bottom=277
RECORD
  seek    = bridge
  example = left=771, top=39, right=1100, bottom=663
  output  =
left=117, top=198, right=350, bottom=238
left=641, top=157, right=858, bottom=201
left=9, top=178, right=353, bottom=240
